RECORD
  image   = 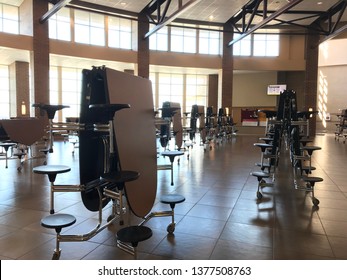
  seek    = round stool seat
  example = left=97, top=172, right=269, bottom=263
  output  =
left=41, top=213, right=76, bottom=231
left=33, top=165, right=71, bottom=182
left=161, top=150, right=184, bottom=162
left=160, top=194, right=186, bottom=205
left=0, top=142, right=16, bottom=150
left=301, top=166, right=316, bottom=174
left=255, top=162, right=271, bottom=168
left=117, top=226, right=152, bottom=245
left=33, top=165, right=71, bottom=175
left=301, top=146, right=321, bottom=155
left=302, top=176, right=323, bottom=183
left=251, top=171, right=270, bottom=179
left=102, top=170, right=140, bottom=184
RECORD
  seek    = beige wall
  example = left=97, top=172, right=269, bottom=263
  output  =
left=232, top=71, right=278, bottom=107
left=318, top=38, right=347, bottom=128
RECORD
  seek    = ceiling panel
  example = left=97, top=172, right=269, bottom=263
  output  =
left=70, top=0, right=347, bottom=26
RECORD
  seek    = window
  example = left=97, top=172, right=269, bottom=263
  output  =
left=50, top=67, right=82, bottom=122
left=253, top=34, right=279, bottom=56
left=74, top=10, right=105, bottom=46
left=108, top=16, right=133, bottom=49
left=49, top=67, right=59, bottom=106
left=198, top=27, right=221, bottom=55
left=186, top=74, right=208, bottom=114
left=171, top=24, right=196, bottom=53
left=49, top=6, right=71, bottom=41
left=0, top=65, right=10, bottom=119
left=233, top=33, right=279, bottom=56
left=151, top=72, right=208, bottom=116
left=149, top=25, right=168, bottom=51
left=0, top=3, right=19, bottom=34
left=149, top=73, right=157, bottom=109
left=158, top=73, right=184, bottom=107
left=61, top=68, right=82, bottom=120
left=233, top=33, right=251, bottom=56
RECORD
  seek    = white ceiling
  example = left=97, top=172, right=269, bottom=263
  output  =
left=71, top=0, right=347, bottom=25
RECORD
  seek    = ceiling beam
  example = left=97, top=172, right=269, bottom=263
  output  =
left=320, top=23, right=347, bottom=43
left=143, top=0, right=201, bottom=39
left=40, top=0, right=71, bottom=23
left=227, top=0, right=303, bottom=47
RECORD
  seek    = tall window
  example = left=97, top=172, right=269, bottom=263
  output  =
left=198, top=27, right=220, bottom=55
left=152, top=72, right=208, bottom=115
left=74, top=10, right=105, bottom=46
left=50, top=67, right=82, bottom=122
left=171, top=24, right=196, bottom=53
left=61, top=67, right=82, bottom=120
left=253, top=34, right=279, bottom=56
left=108, top=16, right=133, bottom=49
left=186, top=74, right=208, bottom=114
left=149, top=25, right=168, bottom=51
left=49, top=67, right=59, bottom=106
left=158, top=73, right=184, bottom=107
left=0, top=3, right=19, bottom=34
left=49, top=6, right=71, bottom=41
left=0, top=65, right=10, bottom=119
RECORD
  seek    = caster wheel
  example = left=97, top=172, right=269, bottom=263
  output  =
left=17, top=166, right=22, bottom=171
left=52, top=250, right=61, bottom=260
left=167, top=223, right=176, bottom=234
left=312, top=197, right=320, bottom=206
left=257, top=191, right=263, bottom=200
left=50, top=209, right=55, bottom=214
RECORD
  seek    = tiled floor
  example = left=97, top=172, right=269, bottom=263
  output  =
left=1, top=131, right=347, bottom=260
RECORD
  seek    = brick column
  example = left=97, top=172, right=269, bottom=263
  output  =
left=221, top=21, right=234, bottom=109
left=304, top=32, right=320, bottom=136
left=32, top=0, right=50, bottom=114
left=137, top=13, right=150, bottom=79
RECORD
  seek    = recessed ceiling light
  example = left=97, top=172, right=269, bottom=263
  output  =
left=317, top=1, right=323, bottom=5
left=208, top=15, right=214, bottom=21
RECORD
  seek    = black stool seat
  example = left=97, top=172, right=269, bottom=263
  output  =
left=256, top=162, right=271, bottom=168
left=102, top=170, right=140, bottom=186
left=302, top=176, right=323, bottom=186
left=161, top=150, right=185, bottom=162
left=160, top=194, right=186, bottom=207
left=33, top=165, right=71, bottom=182
left=251, top=171, right=270, bottom=179
left=301, top=166, right=316, bottom=174
left=89, top=103, right=130, bottom=121
left=117, top=225, right=152, bottom=246
left=39, top=148, right=50, bottom=154
left=302, top=146, right=321, bottom=155
left=0, top=142, right=16, bottom=149
left=254, top=143, right=273, bottom=152
left=33, top=104, right=69, bottom=119
left=259, top=137, right=273, bottom=144
left=41, top=213, right=76, bottom=232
